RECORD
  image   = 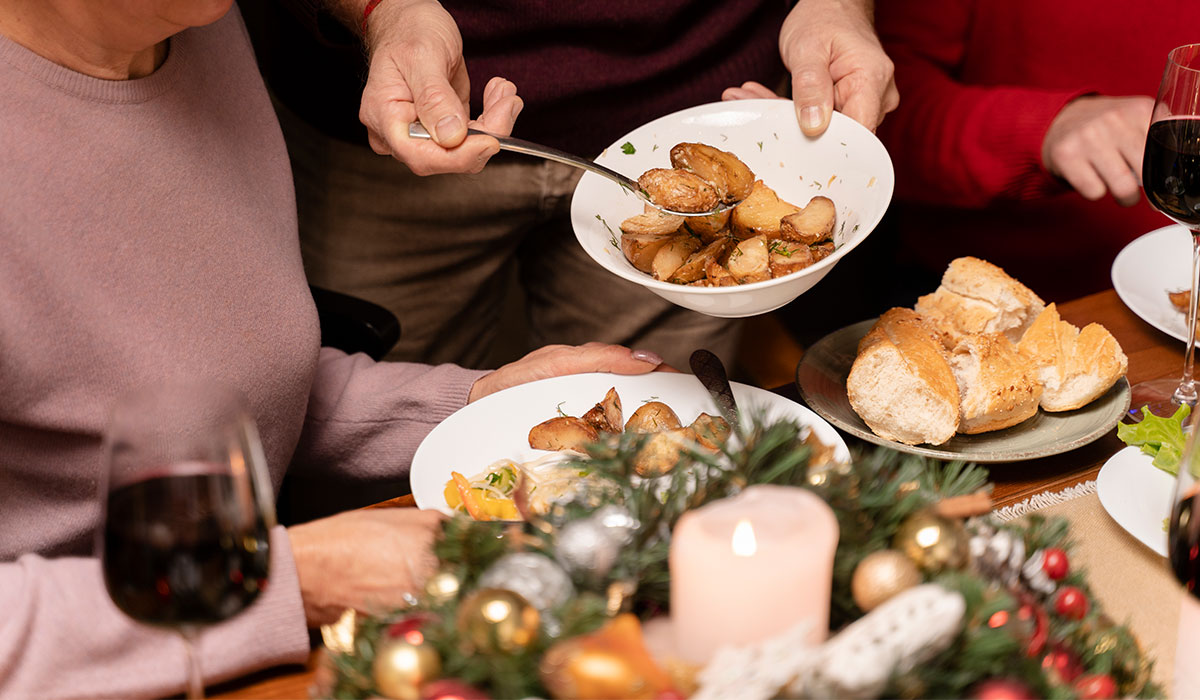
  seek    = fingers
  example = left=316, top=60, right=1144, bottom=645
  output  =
left=835, top=68, right=899, bottom=132
left=404, top=56, right=470, bottom=148
left=722, top=81, right=780, bottom=101
left=790, top=58, right=836, bottom=137
left=473, top=77, right=523, bottom=137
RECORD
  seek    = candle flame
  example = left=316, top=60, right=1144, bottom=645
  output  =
left=731, top=519, right=757, bottom=557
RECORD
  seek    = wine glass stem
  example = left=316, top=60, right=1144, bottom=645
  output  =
left=1178, top=232, right=1200, bottom=407
left=181, top=625, right=204, bottom=700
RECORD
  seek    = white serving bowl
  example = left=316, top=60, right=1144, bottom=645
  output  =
left=569, top=99, right=894, bottom=318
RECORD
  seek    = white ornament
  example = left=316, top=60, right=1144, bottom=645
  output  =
left=1022, top=549, right=1056, bottom=596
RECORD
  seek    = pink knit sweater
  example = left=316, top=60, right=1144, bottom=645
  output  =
left=0, top=8, right=484, bottom=697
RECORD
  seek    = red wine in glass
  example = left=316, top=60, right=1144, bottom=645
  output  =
left=103, top=471, right=270, bottom=627
left=1132, top=44, right=1200, bottom=417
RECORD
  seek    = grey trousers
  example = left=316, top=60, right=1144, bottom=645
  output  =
left=278, top=102, right=741, bottom=371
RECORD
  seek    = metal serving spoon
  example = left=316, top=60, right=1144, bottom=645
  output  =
left=407, top=123, right=734, bottom=218
left=690, top=349, right=740, bottom=427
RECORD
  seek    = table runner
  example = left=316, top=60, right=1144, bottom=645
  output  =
left=997, top=482, right=1179, bottom=693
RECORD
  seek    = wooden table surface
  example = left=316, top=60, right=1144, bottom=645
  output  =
left=211, top=288, right=1183, bottom=700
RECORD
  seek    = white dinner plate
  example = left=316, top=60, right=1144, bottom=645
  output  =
left=1096, top=445, right=1175, bottom=557
left=410, top=372, right=850, bottom=515
left=1111, top=224, right=1193, bottom=343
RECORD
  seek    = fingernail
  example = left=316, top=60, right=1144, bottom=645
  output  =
left=802, top=105, right=823, bottom=130
left=435, top=115, right=462, bottom=143
left=631, top=349, right=663, bottom=365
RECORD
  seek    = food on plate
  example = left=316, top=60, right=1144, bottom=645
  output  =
left=1017, top=303, right=1128, bottom=412
left=636, top=168, right=720, bottom=213
left=914, top=257, right=1044, bottom=348
left=528, top=416, right=600, bottom=452
left=1169, top=289, right=1189, bottom=312
left=670, top=142, right=755, bottom=203
left=443, top=455, right=595, bottom=521
left=1116, top=404, right=1190, bottom=474
left=446, top=388, right=733, bottom=519
left=617, top=145, right=837, bottom=287
left=847, top=257, right=1127, bottom=445
left=730, top=180, right=802, bottom=239
left=949, top=333, right=1042, bottom=433
left=846, top=308, right=960, bottom=446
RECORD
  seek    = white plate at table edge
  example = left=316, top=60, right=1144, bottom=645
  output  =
left=1096, top=446, right=1174, bottom=557
left=795, top=318, right=1132, bottom=463
left=410, top=372, right=851, bottom=515
left=1111, top=223, right=1193, bottom=345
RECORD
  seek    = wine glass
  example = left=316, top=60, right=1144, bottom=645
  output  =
left=1133, top=43, right=1200, bottom=417
left=98, top=380, right=276, bottom=699
left=1169, top=407, right=1200, bottom=693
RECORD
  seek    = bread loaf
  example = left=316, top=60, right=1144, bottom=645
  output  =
left=915, top=257, right=1045, bottom=347
left=948, top=334, right=1042, bottom=433
left=1017, top=303, right=1128, bottom=411
left=847, top=308, right=960, bottom=445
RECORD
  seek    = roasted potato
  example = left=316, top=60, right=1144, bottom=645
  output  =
left=670, top=142, right=755, bottom=204
left=529, top=416, right=599, bottom=452
left=581, top=387, right=623, bottom=434
left=651, top=234, right=703, bottom=281
left=637, top=168, right=720, bottom=214
left=632, top=427, right=695, bottom=477
left=811, top=240, right=836, bottom=262
left=669, top=238, right=732, bottom=284
left=684, top=210, right=732, bottom=243
left=689, top=413, right=731, bottom=450
left=620, top=232, right=676, bottom=273
left=767, top=239, right=816, bottom=278
left=625, top=401, right=682, bottom=433
left=703, top=260, right=739, bottom=286
left=620, top=209, right=685, bottom=237
left=726, top=235, right=771, bottom=284
left=779, top=196, right=836, bottom=245
left=730, top=180, right=802, bottom=239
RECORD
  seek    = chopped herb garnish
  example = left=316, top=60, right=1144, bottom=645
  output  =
left=652, top=144, right=659, bottom=152
left=757, top=141, right=763, bottom=151
left=621, top=141, right=636, bottom=155
left=769, top=240, right=793, bottom=257
left=773, top=132, right=779, bottom=140
left=720, top=133, right=728, bottom=142
left=641, top=396, right=661, bottom=403
left=840, top=141, right=847, bottom=146
left=813, top=181, right=823, bottom=189
left=595, top=215, right=620, bottom=249
left=556, top=400, right=568, bottom=417
left=852, top=224, right=860, bottom=232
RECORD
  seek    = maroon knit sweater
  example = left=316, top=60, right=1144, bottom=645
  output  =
left=252, top=0, right=789, bottom=155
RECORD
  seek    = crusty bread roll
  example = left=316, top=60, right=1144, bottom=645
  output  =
left=948, top=334, right=1043, bottom=433
left=1017, top=303, right=1128, bottom=411
left=915, top=257, right=1045, bottom=347
left=847, top=308, right=960, bottom=445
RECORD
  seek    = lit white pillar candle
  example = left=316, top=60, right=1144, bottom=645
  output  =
left=669, top=484, right=839, bottom=665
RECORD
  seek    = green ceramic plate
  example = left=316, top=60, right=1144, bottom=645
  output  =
left=795, top=319, right=1131, bottom=462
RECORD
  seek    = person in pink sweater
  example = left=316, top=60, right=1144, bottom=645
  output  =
left=0, top=1, right=665, bottom=697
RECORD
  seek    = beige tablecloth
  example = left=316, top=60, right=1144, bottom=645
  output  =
left=1000, top=485, right=1180, bottom=694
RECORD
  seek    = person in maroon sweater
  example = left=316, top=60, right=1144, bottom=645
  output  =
left=248, top=0, right=897, bottom=371
left=873, top=0, right=1200, bottom=301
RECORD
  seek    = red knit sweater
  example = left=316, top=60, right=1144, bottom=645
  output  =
left=876, top=0, right=1200, bottom=299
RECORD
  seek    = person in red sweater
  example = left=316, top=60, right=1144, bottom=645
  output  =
left=871, top=0, right=1200, bottom=301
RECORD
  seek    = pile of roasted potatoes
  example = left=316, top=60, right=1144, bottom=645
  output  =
left=623, top=143, right=837, bottom=286
left=528, top=387, right=731, bottom=477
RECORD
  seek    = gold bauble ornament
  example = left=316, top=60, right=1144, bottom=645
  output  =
left=539, top=614, right=674, bottom=700
left=372, top=637, right=441, bottom=700
left=893, top=510, right=969, bottom=572
left=456, top=587, right=540, bottom=654
left=424, top=570, right=462, bottom=606
left=851, top=549, right=922, bottom=611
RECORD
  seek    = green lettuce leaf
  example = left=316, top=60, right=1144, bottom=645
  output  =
left=1116, top=404, right=1191, bottom=474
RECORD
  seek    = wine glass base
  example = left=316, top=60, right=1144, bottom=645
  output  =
left=1128, top=377, right=1197, bottom=423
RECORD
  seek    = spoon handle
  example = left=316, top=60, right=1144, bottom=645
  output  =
left=407, top=123, right=641, bottom=192
left=690, top=349, right=740, bottom=427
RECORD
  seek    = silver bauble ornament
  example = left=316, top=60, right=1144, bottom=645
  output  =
left=478, top=552, right=574, bottom=614
left=554, top=505, right=638, bottom=580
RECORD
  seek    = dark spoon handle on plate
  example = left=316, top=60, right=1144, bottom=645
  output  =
left=406, top=123, right=732, bottom=217
left=690, top=349, right=740, bottom=426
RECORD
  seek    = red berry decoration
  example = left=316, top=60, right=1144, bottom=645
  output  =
left=1073, top=673, right=1118, bottom=699
left=387, top=612, right=436, bottom=643
left=422, top=679, right=491, bottom=700
left=1042, top=547, right=1069, bottom=580
left=970, top=678, right=1036, bottom=700
left=1041, top=645, right=1083, bottom=684
left=1055, top=586, right=1089, bottom=620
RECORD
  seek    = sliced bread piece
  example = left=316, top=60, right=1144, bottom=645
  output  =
left=915, top=257, right=1045, bottom=347
left=948, top=333, right=1043, bottom=433
left=847, top=308, right=960, bottom=445
left=1017, top=303, right=1128, bottom=411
